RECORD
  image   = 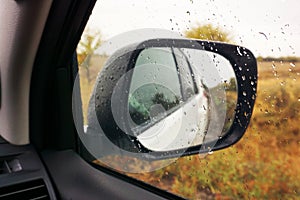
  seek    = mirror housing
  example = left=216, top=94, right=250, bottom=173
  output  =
left=86, top=38, right=257, bottom=159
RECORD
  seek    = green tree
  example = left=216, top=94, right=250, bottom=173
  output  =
left=227, top=77, right=237, bottom=91
left=185, top=24, right=233, bottom=43
left=77, top=28, right=102, bottom=83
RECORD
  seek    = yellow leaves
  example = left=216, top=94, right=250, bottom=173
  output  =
left=77, top=53, right=87, bottom=65
left=185, top=24, right=233, bottom=43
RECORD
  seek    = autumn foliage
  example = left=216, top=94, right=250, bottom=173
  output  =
left=126, top=61, right=300, bottom=199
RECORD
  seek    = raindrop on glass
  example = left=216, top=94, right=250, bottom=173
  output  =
left=290, top=62, right=296, bottom=68
left=236, top=47, right=243, bottom=56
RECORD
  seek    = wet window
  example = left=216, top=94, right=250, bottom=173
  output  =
left=76, top=0, right=300, bottom=199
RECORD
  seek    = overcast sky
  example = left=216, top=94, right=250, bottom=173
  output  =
left=87, top=0, right=300, bottom=57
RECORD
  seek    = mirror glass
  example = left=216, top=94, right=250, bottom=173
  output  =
left=128, top=47, right=237, bottom=151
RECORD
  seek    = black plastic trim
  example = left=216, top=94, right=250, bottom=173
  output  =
left=30, top=0, right=97, bottom=150
left=0, top=144, right=56, bottom=199
left=42, top=150, right=184, bottom=200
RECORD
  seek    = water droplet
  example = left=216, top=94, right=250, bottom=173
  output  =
left=259, top=32, right=268, bottom=40
left=290, top=62, right=296, bottom=68
left=242, top=76, right=246, bottom=81
left=243, top=91, right=247, bottom=96
left=236, top=47, right=243, bottom=56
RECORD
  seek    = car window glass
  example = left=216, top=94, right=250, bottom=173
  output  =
left=173, top=48, right=196, bottom=100
left=76, top=0, right=300, bottom=199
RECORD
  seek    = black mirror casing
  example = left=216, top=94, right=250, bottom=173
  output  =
left=88, top=39, right=257, bottom=159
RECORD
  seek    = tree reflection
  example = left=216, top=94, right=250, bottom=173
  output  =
left=129, top=88, right=180, bottom=126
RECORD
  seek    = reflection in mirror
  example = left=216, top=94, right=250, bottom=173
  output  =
left=128, top=47, right=237, bottom=151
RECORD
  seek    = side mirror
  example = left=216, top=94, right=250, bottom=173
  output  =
left=86, top=39, right=257, bottom=159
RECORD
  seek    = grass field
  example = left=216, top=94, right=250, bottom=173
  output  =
left=79, top=57, right=300, bottom=199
